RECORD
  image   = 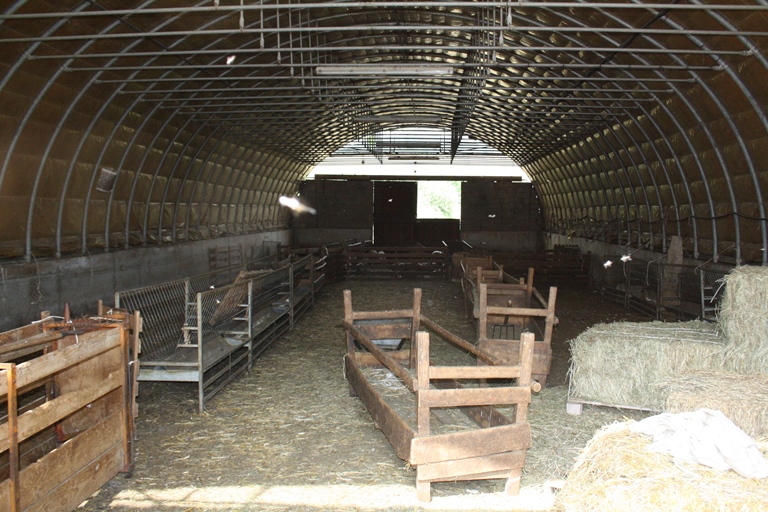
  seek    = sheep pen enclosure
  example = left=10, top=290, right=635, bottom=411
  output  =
left=76, top=278, right=649, bottom=511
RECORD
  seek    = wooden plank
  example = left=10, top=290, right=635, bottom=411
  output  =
left=485, top=306, right=549, bottom=317
left=25, top=442, right=124, bottom=512
left=416, top=451, right=526, bottom=482
left=433, top=380, right=512, bottom=428
left=0, top=329, right=121, bottom=397
left=429, top=365, right=521, bottom=380
left=351, top=309, right=414, bottom=321
left=0, top=412, right=123, bottom=510
left=0, top=373, right=123, bottom=453
left=418, top=386, right=531, bottom=409
left=353, top=323, right=412, bottom=340
left=342, top=319, right=415, bottom=391
left=354, top=351, right=410, bottom=367
left=478, top=340, right=551, bottom=376
left=56, top=339, right=124, bottom=439
left=0, top=331, right=63, bottom=361
left=419, top=315, right=500, bottom=365
left=344, top=355, right=416, bottom=461
left=410, top=423, right=531, bottom=465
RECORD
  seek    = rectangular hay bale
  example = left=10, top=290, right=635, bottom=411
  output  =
left=664, top=371, right=768, bottom=440
left=568, top=321, right=726, bottom=411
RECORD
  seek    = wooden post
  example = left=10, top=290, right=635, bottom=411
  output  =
left=477, top=282, right=488, bottom=342
left=525, top=268, right=535, bottom=307
left=516, top=332, right=535, bottom=424
left=408, top=288, right=422, bottom=369
left=543, top=287, right=558, bottom=347
left=415, top=331, right=431, bottom=502
left=343, top=290, right=357, bottom=397
left=2, top=363, right=20, bottom=512
left=120, top=324, right=132, bottom=472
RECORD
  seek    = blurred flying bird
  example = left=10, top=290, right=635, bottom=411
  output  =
left=279, top=196, right=317, bottom=215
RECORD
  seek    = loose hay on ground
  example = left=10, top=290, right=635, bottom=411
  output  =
left=555, top=421, right=768, bottom=512
left=718, top=265, right=768, bottom=374
left=663, top=371, right=768, bottom=440
left=568, top=321, right=726, bottom=411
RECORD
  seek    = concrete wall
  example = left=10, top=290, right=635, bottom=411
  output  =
left=460, top=181, right=543, bottom=252
left=292, top=228, right=372, bottom=246
left=462, top=231, right=541, bottom=252
left=0, top=230, right=290, bottom=332
left=290, top=180, right=374, bottom=247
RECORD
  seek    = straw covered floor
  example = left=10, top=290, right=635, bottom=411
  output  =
left=77, top=278, right=648, bottom=511
left=555, top=420, right=768, bottom=512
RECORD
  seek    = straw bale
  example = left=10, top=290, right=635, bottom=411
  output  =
left=718, top=265, right=768, bottom=374
left=555, top=420, right=768, bottom=512
left=664, top=371, right=768, bottom=440
left=568, top=321, right=726, bottom=411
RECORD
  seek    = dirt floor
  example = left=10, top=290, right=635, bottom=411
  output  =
left=78, top=277, right=650, bottom=512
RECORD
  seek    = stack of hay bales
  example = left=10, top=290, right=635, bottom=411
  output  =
left=664, top=371, right=768, bottom=439
left=561, top=266, right=768, bottom=511
left=569, top=265, right=768, bottom=414
left=555, top=421, right=768, bottom=512
left=568, top=321, right=726, bottom=411
left=718, top=265, right=768, bottom=374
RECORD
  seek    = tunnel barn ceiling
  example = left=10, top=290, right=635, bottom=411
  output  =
left=1, top=1, right=768, bottom=263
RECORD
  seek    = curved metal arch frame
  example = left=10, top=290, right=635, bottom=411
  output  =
left=0, top=1, right=767, bottom=262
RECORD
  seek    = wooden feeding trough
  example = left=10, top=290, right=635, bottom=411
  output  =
left=0, top=306, right=139, bottom=512
left=462, top=258, right=558, bottom=388
left=342, top=288, right=538, bottom=502
left=476, top=282, right=558, bottom=388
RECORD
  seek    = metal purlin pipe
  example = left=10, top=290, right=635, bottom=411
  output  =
left=528, top=2, right=665, bottom=247
left=599, top=2, right=739, bottom=261
left=88, top=0, right=224, bottom=253
left=690, top=0, right=768, bottom=264
left=4, top=21, right=768, bottom=44
left=6, top=0, right=760, bottom=256
left=572, top=138, right=631, bottom=245
left=0, top=1, right=93, bottom=260
left=5, top=3, right=768, bottom=20
left=188, top=138, right=243, bottom=241
left=522, top=5, right=710, bottom=256
left=596, top=124, right=658, bottom=248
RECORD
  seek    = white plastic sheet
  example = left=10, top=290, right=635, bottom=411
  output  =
left=630, top=409, right=768, bottom=479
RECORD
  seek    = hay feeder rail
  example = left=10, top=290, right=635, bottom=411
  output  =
left=118, top=255, right=322, bottom=412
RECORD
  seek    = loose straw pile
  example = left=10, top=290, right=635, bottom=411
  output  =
left=555, top=421, right=768, bottom=512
